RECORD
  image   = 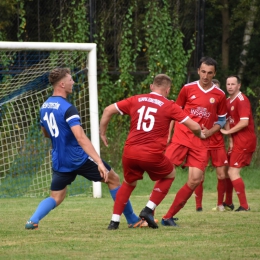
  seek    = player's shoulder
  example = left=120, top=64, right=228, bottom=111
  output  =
left=237, top=92, right=248, bottom=101
left=183, top=81, right=198, bottom=88
left=213, top=85, right=226, bottom=95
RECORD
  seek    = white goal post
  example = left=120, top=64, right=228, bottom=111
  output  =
left=0, top=41, right=102, bottom=198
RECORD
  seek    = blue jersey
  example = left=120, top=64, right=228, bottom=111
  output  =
left=40, top=96, right=88, bottom=172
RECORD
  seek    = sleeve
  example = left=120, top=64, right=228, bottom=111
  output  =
left=217, top=94, right=227, bottom=117
left=116, top=97, right=133, bottom=115
left=238, top=98, right=251, bottom=119
left=65, top=105, right=81, bottom=127
left=171, top=102, right=190, bottom=123
left=175, top=86, right=187, bottom=108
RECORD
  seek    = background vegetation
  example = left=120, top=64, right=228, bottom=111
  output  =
left=0, top=0, right=259, bottom=171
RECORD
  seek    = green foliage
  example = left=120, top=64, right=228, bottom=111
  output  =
left=140, top=0, right=194, bottom=99
left=97, top=0, right=195, bottom=165
left=53, top=0, right=89, bottom=43
left=117, top=0, right=142, bottom=98
left=16, top=0, right=26, bottom=41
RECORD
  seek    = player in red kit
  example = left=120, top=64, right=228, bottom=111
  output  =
left=99, top=74, right=205, bottom=229
left=162, top=57, right=227, bottom=226
left=220, top=75, right=256, bottom=211
left=194, top=79, right=232, bottom=212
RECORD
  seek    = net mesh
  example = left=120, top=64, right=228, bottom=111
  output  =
left=0, top=50, right=92, bottom=197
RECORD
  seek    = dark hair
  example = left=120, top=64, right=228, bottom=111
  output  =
left=226, top=75, right=241, bottom=84
left=153, top=74, right=172, bottom=87
left=49, top=67, right=71, bottom=85
left=198, top=56, right=217, bottom=71
left=212, top=79, right=220, bottom=86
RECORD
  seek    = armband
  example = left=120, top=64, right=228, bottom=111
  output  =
left=214, top=116, right=226, bottom=128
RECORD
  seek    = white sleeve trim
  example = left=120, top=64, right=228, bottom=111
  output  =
left=179, top=116, right=189, bottom=124
left=114, top=103, right=124, bottom=115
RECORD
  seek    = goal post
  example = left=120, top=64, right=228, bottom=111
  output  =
left=0, top=41, right=102, bottom=198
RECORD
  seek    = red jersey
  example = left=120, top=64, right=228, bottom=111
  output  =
left=208, top=115, right=225, bottom=149
left=115, top=92, right=189, bottom=161
left=172, top=81, right=227, bottom=149
left=226, top=92, right=256, bottom=153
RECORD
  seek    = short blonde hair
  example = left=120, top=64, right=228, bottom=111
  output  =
left=153, top=74, right=172, bottom=87
left=49, top=68, right=71, bottom=86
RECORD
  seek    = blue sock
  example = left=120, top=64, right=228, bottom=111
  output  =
left=30, top=197, right=56, bottom=224
left=110, top=186, right=139, bottom=224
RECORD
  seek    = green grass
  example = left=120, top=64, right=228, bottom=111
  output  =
left=0, top=167, right=260, bottom=260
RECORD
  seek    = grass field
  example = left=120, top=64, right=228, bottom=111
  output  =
left=0, top=167, right=260, bottom=260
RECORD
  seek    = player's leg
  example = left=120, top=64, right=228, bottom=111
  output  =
left=162, top=166, right=203, bottom=225
left=223, top=175, right=234, bottom=210
left=228, top=151, right=252, bottom=211
left=194, top=173, right=204, bottom=212
left=25, top=171, right=73, bottom=229
left=212, top=166, right=226, bottom=211
left=162, top=147, right=207, bottom=225
left=139, top=156, right=175, bottom=228
left=108, top=156, right=142, bottom=230
left=106, top=168, right=141, bottom=227
left=78, top=158, right=141, bottom=227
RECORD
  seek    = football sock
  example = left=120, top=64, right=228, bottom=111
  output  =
left=149, top=178, right=174, bottom=206
left=163, top=183, right=193, bottom=219
left=194, top=180, right=204, bottom=209
left=232, top=178, right=249, bottom=209
left=224, top=177, right=233, bottom=205
left=110, top=183, right=137, bottom=224
left=217, top=179, right=226, bottom=206
left=30, top=197, right=56, bottom=224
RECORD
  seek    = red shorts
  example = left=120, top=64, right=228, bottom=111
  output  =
left=122, top=154, right=174, bottom=183
left=228, top=150, right=254, bottom=168
left=208, top=148, right=228, bottom=167
left=165, top=143, right=208, bottom=172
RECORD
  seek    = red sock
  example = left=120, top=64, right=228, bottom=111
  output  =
left=194, top=180, right=204, bottom=209
left=113, top=181, right=135, bottom=215
left=224, top=178, right=233, bottom=205
left=217, top=179, right=226, bottom=206
left=149, top=178, right=174, bottom=206
left=232, top=178, right=249, bottom=209
left=163, top=183, right=193, bottom=219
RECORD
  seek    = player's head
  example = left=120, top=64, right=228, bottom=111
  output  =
left=212, top=79, right=220, bottom=88
left=226, top=75, right=241, bottom=97
left=151, top=74, right=172, bottom=97
left=197, top=57, right=217, bottom=89
left=198, top=56, right=217, bottom=71
left=49, top=67, right=74, bottom=95
left=49, top=67, right=71, bottom=86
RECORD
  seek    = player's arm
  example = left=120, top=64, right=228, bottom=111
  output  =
left=220, top=118, right=249, bottom=135
left=71, top=125, right=109, bottom=182
left=183, top=118, right=205, bottom=139
left=41, top=126, right=50, bottom=138
left=99, top=104, right=120, bottom=147
left=222, top=121, right=233, bottom=151
left=167, top=120, right=175, bottom=144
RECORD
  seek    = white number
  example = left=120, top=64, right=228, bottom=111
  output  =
left=137, top=106, right=157, bottom=132
left=43, top=112, right=59, bottom=137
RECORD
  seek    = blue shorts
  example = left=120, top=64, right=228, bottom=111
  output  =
left=51, top=158, right=111, bottom=191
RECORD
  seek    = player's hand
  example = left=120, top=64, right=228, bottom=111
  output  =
left=100, top=134, right=109, bottom=147
left=201, top=124, right=211, bottom=138
left=97, top=162, right=109, bottom=182
left=220, top=129, right=229, bottom=135
left=200, top=132, right=206, bottom=139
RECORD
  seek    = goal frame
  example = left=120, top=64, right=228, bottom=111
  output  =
left=0, top=41, right=102, bottom=198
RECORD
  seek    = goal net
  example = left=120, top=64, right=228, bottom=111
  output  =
left=0, top=42, right=102, bottom=198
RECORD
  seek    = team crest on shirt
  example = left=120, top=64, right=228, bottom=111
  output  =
left=209, top=98, right=215, bottom=104
left=231, top=106, right=234, bottom=111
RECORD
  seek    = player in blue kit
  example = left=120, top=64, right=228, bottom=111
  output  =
left=25, top=67, right=143, bottom=229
